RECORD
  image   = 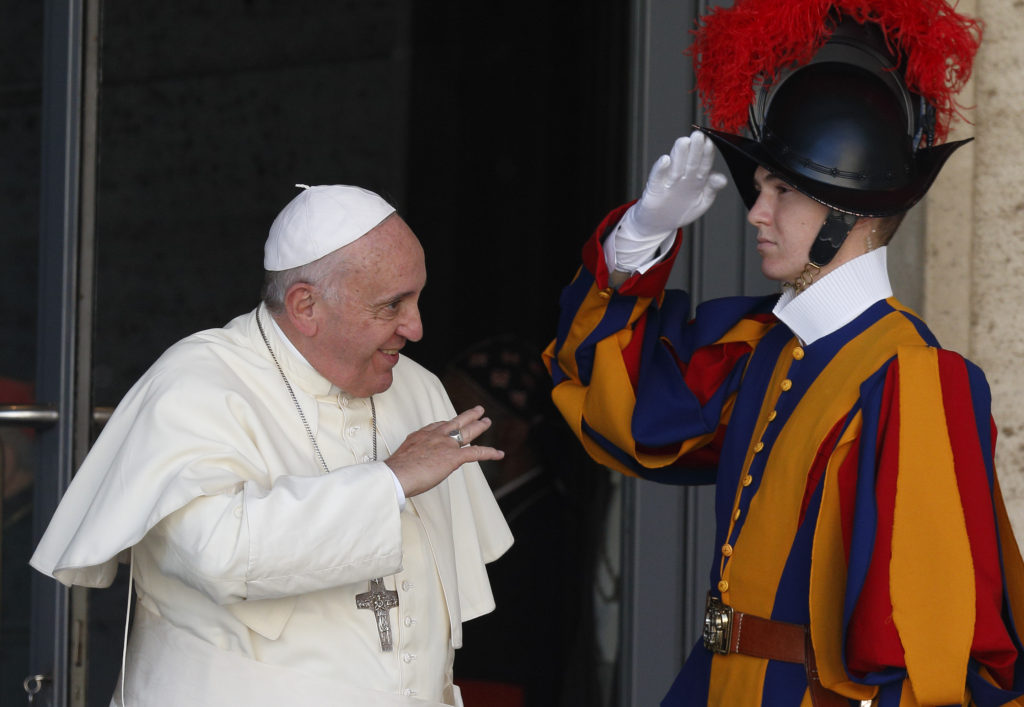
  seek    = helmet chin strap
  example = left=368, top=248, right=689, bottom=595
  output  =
left=809, top=209, right=858, bottom=268
left=788, top=209, right=859, bottom=292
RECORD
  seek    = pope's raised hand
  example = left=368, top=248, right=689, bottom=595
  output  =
left=385, top=405, right=504, bottom=498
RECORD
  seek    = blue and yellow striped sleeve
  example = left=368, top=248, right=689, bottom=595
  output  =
left=544, top=205, right=777, bottom=481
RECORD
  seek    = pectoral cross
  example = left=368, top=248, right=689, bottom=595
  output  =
left=356, top=577, right=400, bottom=652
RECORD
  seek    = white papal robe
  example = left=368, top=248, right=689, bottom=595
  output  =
left=30, top=305, right=513, bottom=707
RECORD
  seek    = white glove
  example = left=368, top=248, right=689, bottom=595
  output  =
left=609, top=131, right=728, bottom=273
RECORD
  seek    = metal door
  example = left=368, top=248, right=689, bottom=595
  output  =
left=0, top=1, right=106, bottom=705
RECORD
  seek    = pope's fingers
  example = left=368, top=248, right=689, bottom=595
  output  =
left=448, top=416, right=493, bottom=447
left=458, top=443, right=505, bottom=462
left=444, top=406, right=495, bottom=444
left=420, top=420, right=450, bottom=434
left=447, top=405, right=485, bottom=430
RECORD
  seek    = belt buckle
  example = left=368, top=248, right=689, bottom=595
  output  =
left=703, top=593, right=734, bottom=655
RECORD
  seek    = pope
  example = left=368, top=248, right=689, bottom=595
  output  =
left=31, top=184, right=513, bottom=707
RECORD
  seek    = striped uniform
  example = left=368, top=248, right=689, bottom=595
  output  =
left=544, top=205, right=1024, bottom=706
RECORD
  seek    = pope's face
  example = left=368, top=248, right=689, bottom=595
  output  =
left=747, top=166, right=830, bottom=283
left=307, top=215, right=426, bottom=397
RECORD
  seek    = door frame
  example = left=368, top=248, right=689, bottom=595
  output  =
left=618, top=0, right=767, bottom=704
left=28, top=1, right=100, bottom=705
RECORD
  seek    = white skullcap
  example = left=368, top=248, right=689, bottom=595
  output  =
left=263, top=184, right=396, bottom=271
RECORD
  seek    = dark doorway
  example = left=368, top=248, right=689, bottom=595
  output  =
left=3, top=1, right=628, bottom=705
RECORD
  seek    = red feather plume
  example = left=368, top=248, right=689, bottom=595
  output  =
left=687, top=0, right=983, bottom=143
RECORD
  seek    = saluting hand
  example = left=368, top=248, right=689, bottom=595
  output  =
left=611, top=130, right=728, bottom=276
left=628, top=130, right=728, bottom=236
left=385, top=405, right=504, bottom=497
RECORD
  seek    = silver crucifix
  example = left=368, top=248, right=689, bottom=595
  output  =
left=356, top=577, right=400, bottom=651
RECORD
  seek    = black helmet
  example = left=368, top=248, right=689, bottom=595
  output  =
left=688, top=3, right=981, bottom=268
left=697, top=19, right=970, bottom=219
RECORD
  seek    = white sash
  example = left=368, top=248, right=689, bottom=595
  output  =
left=111, top=604, right=460, bottom=707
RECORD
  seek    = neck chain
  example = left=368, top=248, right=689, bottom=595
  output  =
left=256, top=310, right=377, bottom=470
left=784, top=262, right=821, bottom=294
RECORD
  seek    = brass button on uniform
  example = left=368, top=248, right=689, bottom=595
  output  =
left=742, top=474, right=753, bottom=487
left=780, top=379, right=792, bottom=391
left=717, top=579, right=729, bottom=593
left=753, top=441, right=764, bottom=453
left=792, top=347, right=805, bottom=360
left=733, top=508, right=741, bottom=521
left=597, top=288, right=613, bottom=300
left=721, top=543, right=733, bottom=557
left=767, top=410, right=777, bottom=422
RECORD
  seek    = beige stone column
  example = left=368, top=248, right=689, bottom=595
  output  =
left=925, top=0, right=1024, bottom=539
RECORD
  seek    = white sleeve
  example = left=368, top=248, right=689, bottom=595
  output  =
left=602, top=219, right=678, bottom=275
left=147, top=461, right=405, bottom=604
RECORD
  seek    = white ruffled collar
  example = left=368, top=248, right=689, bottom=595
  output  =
left=772, top=247, right=893, bottom=345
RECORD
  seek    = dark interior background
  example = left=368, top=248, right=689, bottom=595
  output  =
left=90, top=0, right=628, bottom=403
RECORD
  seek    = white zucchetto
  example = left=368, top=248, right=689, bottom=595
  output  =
left=263, top=185, right=396, bottom=271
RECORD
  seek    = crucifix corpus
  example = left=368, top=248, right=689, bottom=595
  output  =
left=356, top=577, right=400, bottom=652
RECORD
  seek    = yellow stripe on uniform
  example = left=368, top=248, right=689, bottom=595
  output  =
left=891, top=345, right=973, bottom=706
left=809, top=411, right=876, bottom=702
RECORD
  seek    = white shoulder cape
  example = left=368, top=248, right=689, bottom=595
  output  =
left=30, top=306, right=513, bottom=642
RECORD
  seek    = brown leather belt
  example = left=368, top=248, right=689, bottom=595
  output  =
left=703, top=594, right=849, bottom=707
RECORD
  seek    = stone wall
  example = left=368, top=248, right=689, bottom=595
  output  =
left=924, top=0, right=1024, bottom=538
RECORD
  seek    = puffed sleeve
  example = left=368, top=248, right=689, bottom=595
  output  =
left=544, top=204, right=776, bottom=481
left=839, top=346, right=1024, bottom=706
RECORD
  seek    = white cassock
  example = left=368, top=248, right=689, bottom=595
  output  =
left=30, top=305, right=514, bottom=707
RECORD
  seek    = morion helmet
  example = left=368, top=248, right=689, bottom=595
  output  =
left=689, top=0, right=982, bottom=267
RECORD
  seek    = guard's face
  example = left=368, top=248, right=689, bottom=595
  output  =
left=308, top=215, right=426, bottom=397
left=747, top=167, right=829, bottom=283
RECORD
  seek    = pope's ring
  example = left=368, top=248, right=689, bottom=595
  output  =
left=448, top=428, right=464, bottom=445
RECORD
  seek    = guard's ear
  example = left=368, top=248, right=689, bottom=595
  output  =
left=283, top=282, right=318, bottom=337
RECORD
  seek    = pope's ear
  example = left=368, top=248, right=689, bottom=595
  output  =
left=283, top=282, right=318, bottom=337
